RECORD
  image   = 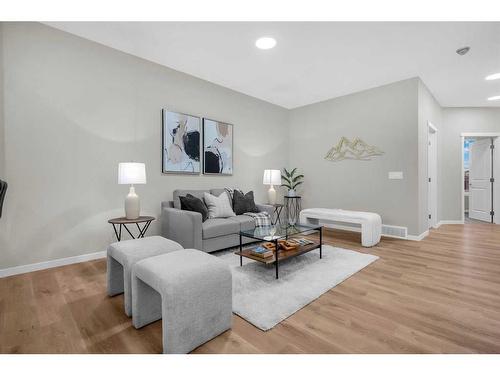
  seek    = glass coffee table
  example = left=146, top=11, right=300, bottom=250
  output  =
left=235, top=223, right=323, bottom=279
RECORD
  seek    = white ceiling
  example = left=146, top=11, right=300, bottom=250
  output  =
left=45, top=22, right=500, bottom=109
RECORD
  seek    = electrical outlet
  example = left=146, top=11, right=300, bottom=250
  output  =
left=388, top=171, right=404, bottom=180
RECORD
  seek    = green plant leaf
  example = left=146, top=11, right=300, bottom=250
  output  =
left=282, top=168, right=303, bottom=188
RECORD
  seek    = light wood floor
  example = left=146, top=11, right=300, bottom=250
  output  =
left=1, top=224, right=500, bottom=353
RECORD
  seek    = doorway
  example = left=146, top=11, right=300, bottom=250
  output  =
left=462, top=133, right=499, bottom=224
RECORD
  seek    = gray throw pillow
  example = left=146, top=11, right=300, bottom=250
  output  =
left=180, top=194, right=209, bottom=222
left=233, top=190, right=259, bottom=215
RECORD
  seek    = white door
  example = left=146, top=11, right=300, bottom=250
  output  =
left=469, top=138, right=492, bottom=222
left=495, top=137, right=500, bottom=224
left=428, top=127, right=438, bottom=228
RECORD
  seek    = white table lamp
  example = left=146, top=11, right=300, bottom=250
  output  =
left=263, top=169, right=281, bottom=205
left=118, top=162, right=146, bottom=219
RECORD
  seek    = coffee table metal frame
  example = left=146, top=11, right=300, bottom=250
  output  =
left=237, top=224, right=323, bottom=279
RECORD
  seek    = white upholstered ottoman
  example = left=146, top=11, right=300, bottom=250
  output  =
left=107, top=236, right=184, bottom=316
left=300, top=208, right=382, bottom=247
left=131, top=249, right=232, bottom=354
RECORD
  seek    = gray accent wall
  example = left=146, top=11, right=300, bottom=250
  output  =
left=0, top=23, right=289, bottom=269
left=288, top=78, right=421, bottom=235
left=440, top=108, right=500, bottom=221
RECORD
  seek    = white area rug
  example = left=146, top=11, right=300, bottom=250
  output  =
left=215, top=245, right=379, bottom=331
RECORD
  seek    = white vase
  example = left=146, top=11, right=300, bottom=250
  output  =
left=125, top=186, right=140, bottom=219
left=287, top=189, right=296, bottom=197
left=267, top=185, right=277, bottom=205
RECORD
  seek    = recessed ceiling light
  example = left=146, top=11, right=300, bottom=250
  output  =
left=456, top=46, right=470, bottom=55
left=255, top=37, right=276, bottom=50
left=485, top=73, right=500, bottom=81
left=487, top=95, right=500, bottom=101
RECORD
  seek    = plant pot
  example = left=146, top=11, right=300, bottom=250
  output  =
left=287, top=189, right=296, bottom=197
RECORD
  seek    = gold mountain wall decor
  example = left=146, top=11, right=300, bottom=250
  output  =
left=325, top=137, right=384, bottom=161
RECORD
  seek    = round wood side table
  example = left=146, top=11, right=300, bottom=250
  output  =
left=108, top=216, right=155, bottom=241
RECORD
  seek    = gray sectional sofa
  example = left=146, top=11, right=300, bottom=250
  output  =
left=161, top=188, right=274, bottom=252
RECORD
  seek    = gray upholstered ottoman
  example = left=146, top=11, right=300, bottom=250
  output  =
left=131, top=249, right=232, bottom=354
left=107, top=235, right=183, bottom=316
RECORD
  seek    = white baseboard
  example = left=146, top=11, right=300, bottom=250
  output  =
left=0, top=251, right=106, bottom=278
left=436, top=220, right=464, bottom=227
left=407, top=230, right=429, bottom=241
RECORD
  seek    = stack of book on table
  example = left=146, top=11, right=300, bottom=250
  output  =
left=250, top=246, right=274, bottom=258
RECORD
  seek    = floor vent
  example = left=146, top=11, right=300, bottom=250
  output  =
left=381, top=225, right=407, bottom=239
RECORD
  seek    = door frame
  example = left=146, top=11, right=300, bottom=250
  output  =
left=427, top=122, right=438, bottom=228
left=460, top=132, right=500, bottom=223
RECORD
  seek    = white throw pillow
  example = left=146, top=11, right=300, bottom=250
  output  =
left=204, top=192, right=236, bottom=219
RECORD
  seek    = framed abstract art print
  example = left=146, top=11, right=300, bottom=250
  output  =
left=162, top=109, right=201, bottom=174
left=202, top=118, right=233, bottom=175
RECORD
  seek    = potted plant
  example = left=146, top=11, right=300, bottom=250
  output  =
left=281, top=168, right=304, bottom=197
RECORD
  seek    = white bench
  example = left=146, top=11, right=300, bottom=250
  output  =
left=300, top=208, right=382, bottom=247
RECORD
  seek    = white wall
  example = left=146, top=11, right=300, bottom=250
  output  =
left=0, top=23, right=289, bottom=269
left=440, top=108, right=500, bottom=221
left=289, top=78, right=421, bottom=235
left=417, top=80, right=443, bottom=233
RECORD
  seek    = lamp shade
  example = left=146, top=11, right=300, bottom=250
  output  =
left=118, top=162, right=146, bottom=185
left=263, top=169, right=281, bottom=186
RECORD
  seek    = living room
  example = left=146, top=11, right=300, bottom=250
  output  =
left=1, top=1, right=500, bottom=373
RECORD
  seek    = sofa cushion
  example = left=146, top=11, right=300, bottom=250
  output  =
left=227, top=215, right=255, bottom=232
left=202, top=218, right=239, bottom=239
left=210, top=188, right=227, bottom=198
left=173, top=189, right=208, bottom=209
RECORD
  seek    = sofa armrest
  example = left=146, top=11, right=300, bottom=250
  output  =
left=161, top=200, right=174, bottom=209
left=161, top=207, right=203, bottom=250
left=256, top=203, right=274, bottom=217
